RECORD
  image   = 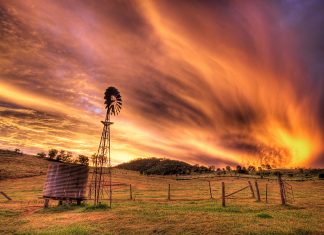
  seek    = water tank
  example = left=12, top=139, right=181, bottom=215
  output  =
left=43, top=163, right=89, bottom=200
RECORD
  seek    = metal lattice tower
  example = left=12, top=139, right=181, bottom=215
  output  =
left=89, top=87, right=122, bottom=207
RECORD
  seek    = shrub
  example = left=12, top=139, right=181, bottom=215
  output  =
left=78, top=155, right=89, bottom=165
left=48, top=149, right=58, bottom=160
left=36, top=152, right=46, bottom=158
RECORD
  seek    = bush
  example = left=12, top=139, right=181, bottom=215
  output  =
left=78, top=155, right=89, bottom=165
left=36, top=152, right=46, bottom=158
left=48, top=149, right=58, bottom=160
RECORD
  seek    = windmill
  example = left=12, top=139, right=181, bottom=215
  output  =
left=90, top=86, right=122, bottom=206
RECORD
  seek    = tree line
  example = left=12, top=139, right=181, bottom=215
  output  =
left=212, top=164, right=272, bottom=175
left=36, top=149, right=90, bottom=166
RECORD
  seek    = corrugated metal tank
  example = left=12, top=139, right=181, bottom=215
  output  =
left=43, top=163, right=89, bottom=199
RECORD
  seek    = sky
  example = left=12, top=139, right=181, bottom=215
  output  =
left=0, top=0, right=323, bottom=167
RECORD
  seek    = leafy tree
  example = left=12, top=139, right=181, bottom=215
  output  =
left=36, top=152, right=46, bottom=158
left=265, top=164, right=272, bottom=170
left=225, top=166, right=231, bottom=172
left=56, top=150, right=65, bottom=161
left=209, top=165, right=215, bottom=171
left=14, top=148, right=21, bottom=154
left=62, top=151, right=73, bottom=163
left=48, top=149, right=58, bottom=160
left=236, top=165, right=242, bottom=171
left=222, top=168, right=226, bottom=174
left=78, top=155, right=89, bottom=165
left=248, top=165, right=256, bottom=172
left=91, top=153, right=97, bottom=165
left=241, top=166, right=248, bottom=174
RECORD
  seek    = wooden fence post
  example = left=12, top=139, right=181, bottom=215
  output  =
left=265, top=183, right=268, bottom=203
left=129, top=184, right=133, bottom=200
left=168, top=184, right=171, bottom=200
left=278, top=174, right=286, bottom=205
left=0, top=192, right=12, bottom=200
left=255, top=180, right=261, bottom=202
left=248, top=181, right=255, bottom=198
left=44, top=198, right=49, bottom=208
left=222, top=182, right=225, bottom=207
left=208, top=181, right=213, bottom=199
left=88, top=185, right=92, bottom=199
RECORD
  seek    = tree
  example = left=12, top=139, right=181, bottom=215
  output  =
left=36, top=152, right=46, bottom=158
left=91, top=153, right=97, bottom=165
left=222, top=168, right=226, bottom=174
left=14, top=148, right=21, bottom=154
left=48, top=149, right=58, bottom=160
left=236, top=165, right=242, bottom=172
left=62, top=151, right=73, bottom=163
left=265, top=164, right=272, bottom=170
left=56, top=150, right=65, bottom=161
left=209, top=165, right=215, bottom=171
left=241, top=166, right=248, bottom=174
left=78, top=155, right=89, bottom=165
left=226, top=165, right=231, bottom=172
left=248, top=165, right=256, bottom=172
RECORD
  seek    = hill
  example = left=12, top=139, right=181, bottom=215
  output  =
left=116, top=157, right=212, bottom=175
left=0, top=149, right=323, bottom=234
left=0, top=149, right=49, bottom=180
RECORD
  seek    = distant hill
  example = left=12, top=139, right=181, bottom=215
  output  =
left=116, top=157, right=212, bottom=175
left=0, top=149, right=49, bottom=180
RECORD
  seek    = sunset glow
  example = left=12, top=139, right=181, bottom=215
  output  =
left=0, top=0, right=323, bottom=167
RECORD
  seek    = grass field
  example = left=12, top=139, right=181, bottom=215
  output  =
left=0, top=153, right=323, bottom=234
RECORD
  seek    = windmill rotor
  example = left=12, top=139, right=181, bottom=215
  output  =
left=104, top=87, right=122, bottom=116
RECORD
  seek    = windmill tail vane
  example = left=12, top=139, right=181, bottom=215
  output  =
left=89, top=86, right=122, bottom=206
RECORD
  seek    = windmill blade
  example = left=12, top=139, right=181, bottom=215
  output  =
left=104, top=86, right=122, bottom=116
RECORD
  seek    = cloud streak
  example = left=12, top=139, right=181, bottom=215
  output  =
left=0, top=0, right=323, bottom=167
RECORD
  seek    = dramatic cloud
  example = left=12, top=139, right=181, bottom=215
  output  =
left=0, top=0, right=323, bottom=167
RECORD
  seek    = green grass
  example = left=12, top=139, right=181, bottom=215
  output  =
left=256, top=212, right=273, bottom=218
left=0, top=152, right=323, bottom=234
left=17, top=225, right=90, bottom=235
left=0, top=209, right=21, bottom=217
left=83, top=203, right=110, bottom=211
left=40, top=204, right=85, bottom=213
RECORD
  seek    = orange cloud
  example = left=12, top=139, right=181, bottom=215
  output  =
left=0, top=0, right=323, bottom=167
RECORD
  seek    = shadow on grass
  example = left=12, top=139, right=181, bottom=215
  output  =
left=39, top=204, right=86, bottom=214
left=82, top=203, right=110, bottom=212
left=256, top=212, right=273, bottom=218
left=38, top=202, right=112, bottom=214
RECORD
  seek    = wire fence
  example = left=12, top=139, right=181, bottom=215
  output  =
left=89, top=173, right=293, bottom=206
